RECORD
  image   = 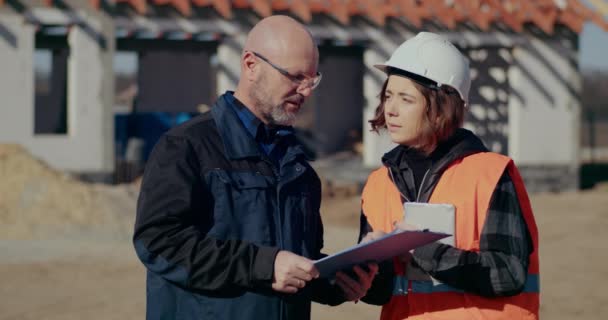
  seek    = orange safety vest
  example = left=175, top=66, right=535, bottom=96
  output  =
left=361, top=152, right=539, bottom=320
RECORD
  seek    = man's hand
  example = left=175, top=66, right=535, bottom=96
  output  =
left=272, top=250, right=319, bottom=294
left=334, top=262, right=379, bottom=301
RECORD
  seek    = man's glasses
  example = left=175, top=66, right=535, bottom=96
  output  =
left=250, top=51, right=322, bottom=90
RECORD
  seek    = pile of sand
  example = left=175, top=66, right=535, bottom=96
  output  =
left=0, top=144, right=137, bottom=240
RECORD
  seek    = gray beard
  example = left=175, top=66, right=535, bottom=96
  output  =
left=267, top=103, right=297, bottom=126
left=250, top=82, right=298, bottom=126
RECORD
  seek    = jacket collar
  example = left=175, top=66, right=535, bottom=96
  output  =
left=211, top=92, right=308, bottom=162
left=211, top=93, right=264, bottom=159
left=382, top=128, right=489, bottom=175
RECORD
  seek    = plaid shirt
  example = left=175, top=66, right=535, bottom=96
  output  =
left=411, top=171, right=533, bottom=297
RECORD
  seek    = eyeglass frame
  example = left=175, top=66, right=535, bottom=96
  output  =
left=249, top=51, right=322, bottom=90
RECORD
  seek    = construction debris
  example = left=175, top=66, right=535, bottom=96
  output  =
left=0, top=144, right=137, bottom=240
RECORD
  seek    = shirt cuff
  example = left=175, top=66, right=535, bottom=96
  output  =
left=412, top=242, right=445, bottom=272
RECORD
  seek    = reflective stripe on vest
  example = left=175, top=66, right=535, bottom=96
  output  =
left=392, top=274, right=540, bottom=295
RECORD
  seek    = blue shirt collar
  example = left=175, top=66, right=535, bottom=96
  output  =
left=224, top=92, right=294, bottom=144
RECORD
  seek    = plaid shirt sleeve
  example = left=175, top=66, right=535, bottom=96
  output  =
left=412, top=170, right=534, bottom=297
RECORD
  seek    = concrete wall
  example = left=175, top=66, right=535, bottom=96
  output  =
left=0, top=8, right=114, bottom=175
left=509, top=35, right=580, bottom=191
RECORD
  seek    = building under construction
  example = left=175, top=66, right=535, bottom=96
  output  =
left=0, top=0, right=607, bottom=191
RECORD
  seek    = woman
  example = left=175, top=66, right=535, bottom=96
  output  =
left=358, top=32, right=539, bottom=319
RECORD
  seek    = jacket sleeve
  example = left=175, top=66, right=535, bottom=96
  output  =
left=411, top=170, right=534, bottom=297
left=133, top=134, right=280, bottom=292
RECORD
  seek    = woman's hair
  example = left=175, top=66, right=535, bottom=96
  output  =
left=369, top=75, right=466, bottom=154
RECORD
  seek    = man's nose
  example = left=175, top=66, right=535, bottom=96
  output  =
left=297, top=85, right=313, bottom=97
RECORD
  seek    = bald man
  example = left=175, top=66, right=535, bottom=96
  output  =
left=134, top=16, right=377, bottom=320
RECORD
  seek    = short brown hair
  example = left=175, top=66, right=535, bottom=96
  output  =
left=369, top=77, right=465, bottom=155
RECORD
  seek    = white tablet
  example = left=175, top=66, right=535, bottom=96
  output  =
left=404, top=202, right=455, bottom=246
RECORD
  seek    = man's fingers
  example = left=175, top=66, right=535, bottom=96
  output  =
left=281, top=285, right=299, bottom=294
left=284, top=277, right=307, bottom=289
left=296, top=260, right=319, bottom=279
left=290, top=268, right=314, bottom=282
left=273, top=250, right=319, bottom=294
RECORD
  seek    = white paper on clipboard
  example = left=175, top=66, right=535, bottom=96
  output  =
left=404, top=202, right=455, bottom=246
left=314, top=229, right=449, bottom=278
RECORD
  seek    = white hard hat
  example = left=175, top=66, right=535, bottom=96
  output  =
left=375, top=32, right=471, bottom=105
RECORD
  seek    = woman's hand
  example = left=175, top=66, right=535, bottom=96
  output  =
left=393, top=220, right=420, bottom=232
left=360, top=230, right=387, bottom=244
left=393, top=220, right=420, bottom=264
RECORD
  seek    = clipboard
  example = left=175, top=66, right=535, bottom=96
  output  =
left=314, top=229, right=449, bottom=278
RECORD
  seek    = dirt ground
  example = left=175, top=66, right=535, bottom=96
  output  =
left=1, top=145, right=608, bottom=319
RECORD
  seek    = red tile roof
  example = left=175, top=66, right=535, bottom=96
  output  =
left=4, top=0, right=607, bottom=34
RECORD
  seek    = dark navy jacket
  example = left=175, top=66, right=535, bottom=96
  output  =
left=133, top=93, right=343, bottom=320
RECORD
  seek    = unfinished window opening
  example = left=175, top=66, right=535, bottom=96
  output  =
left=34, top=27, right=69, bottom=135
left=114, top=50, right=139, bottom=113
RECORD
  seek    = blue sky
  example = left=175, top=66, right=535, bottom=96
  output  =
left=580, top=22, right=608, bottom=71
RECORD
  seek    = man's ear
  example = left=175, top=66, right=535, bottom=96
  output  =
left=242, top=51, right=258, bottom=81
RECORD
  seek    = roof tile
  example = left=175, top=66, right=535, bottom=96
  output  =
left=4, top=0, right=607, bottom=33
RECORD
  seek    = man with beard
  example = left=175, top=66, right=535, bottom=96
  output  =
left=133, top=15, right=378, bottom=320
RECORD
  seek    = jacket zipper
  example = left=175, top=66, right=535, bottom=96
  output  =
left=388, top=165, right=430, bottom=296
left=388, top=166, right=431, bottom=203
left=416, top=169, right=430, bottom=202
left=264, top=158, right=283, bottom=249
left=388, top=167, right=411, bottom=202
left=262, top=158, right=285, bottom=320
